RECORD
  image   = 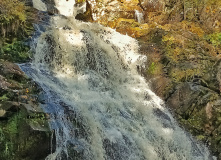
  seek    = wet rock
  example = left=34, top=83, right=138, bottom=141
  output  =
left=167, top=83, right=217, bottom=117
left=66, top=140, right=85, bottom=160
left=153, top=108, right=173, bottom=129
left=0, top=75, right=10, bottom=90
left=0, top=60, right=52, bottom=160
left=166, top=82, right=221, bottom=156
left=0, top=60, right=26, bottom=84
left=75, top=1, right=93, bottom=22
left=0, top=103, right=52, bottom=160
left=0, top=101, right=19, bottom=112
left=0, top=109, right=6, bottom=117
left=0, top=60, right=24, bottom=76
left=25, top=0, right=33, bottom=6
left=42, top=0, right=59, bottom=15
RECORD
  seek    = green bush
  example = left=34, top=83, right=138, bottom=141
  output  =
left=0, top=39, right=31, bottom=62
left=0, top=0, right=26, bottom=21
left=0, top=0, right=27, bottom=37
left=205, top=32, right=221, bottom=48
left=0, top=0, right=35, bottom=63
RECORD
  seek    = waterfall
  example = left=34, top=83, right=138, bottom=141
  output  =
left=20, top=0, right=215, bottom=160
left=135, top=10, right=144, bottom=24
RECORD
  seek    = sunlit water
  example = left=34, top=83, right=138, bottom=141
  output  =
left=135, top=10, right=144, bottom=24
left=20, top=0, right=215, bottom=159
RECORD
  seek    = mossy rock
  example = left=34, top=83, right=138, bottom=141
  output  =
left=0, top=59, right=53, bottom=160
left=0, top=105, right=52, bottom=160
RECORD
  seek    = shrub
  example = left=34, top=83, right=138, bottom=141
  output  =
left=0, top=0, right=35, bottom=62
left=0, top=39, right=31, bottom=62
left=205, top=32, right=221, bottom=49
left=0, top=0, right=27, bottom=37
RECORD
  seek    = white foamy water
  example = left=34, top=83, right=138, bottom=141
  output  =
left=135, top=10, right=144, bottom=24
left=33, top=0, right=47, bottom=11
left=21, top=0, right=215, bottom=160
left=54, top=0, right=76, bottom=16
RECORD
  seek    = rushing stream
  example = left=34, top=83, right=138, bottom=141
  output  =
left=20, top=0, right=215, bottom=159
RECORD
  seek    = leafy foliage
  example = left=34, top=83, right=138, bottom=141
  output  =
left=0, top=0, right=26, bottom=23
left=0, top=39, right=31, bottom=62
left=0, top=0, right=35, bottom=63
left=0, top=94, right=9, bottom=101
left=205, top=32, right=221, bottom=49
left=0, top=0, right=28, bottom=38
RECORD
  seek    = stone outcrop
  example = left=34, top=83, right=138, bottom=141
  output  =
left=0, top=60, right=53, bottom=160
left=167, top=82, right=221, bottom=159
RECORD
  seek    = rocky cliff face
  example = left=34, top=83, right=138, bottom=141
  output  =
left=0, top=60, right=53, bottom=160
left=0, top=1, right=54, bottom=158
left=77, top=0, right=221, bottom=158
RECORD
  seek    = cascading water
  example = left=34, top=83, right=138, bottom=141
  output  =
left=135, top=10, right=144, bottom=24
left=20, top=0, right=215, bottom=159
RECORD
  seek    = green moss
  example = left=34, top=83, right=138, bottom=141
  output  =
left=169, top=68, right=203, bottom=83
left=148, top=62, right=156, bottom=74
left=205, top=32, right=221, bottom=48
left=0, top=94, right=9, bottom=101
left=7, top=112, right=23, bottom=135
left=28, top=112, right=49, bottom=130
left=147, top=62, right=163, bottom=75
left=197, top=135, right=206, bottom=141
left=0, top=107, right=51, bottom=160
left=0, top=113, right=20, bottom=159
